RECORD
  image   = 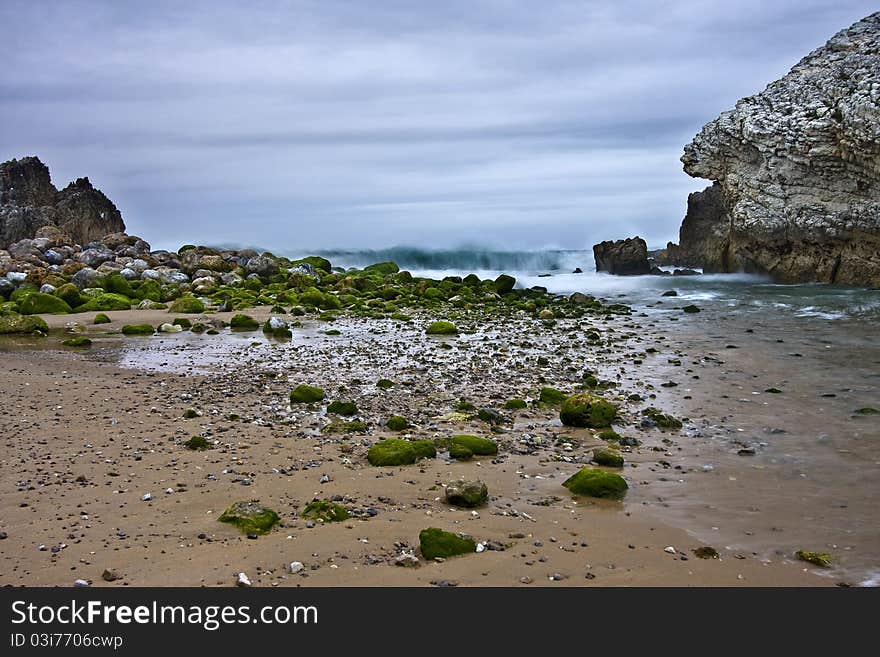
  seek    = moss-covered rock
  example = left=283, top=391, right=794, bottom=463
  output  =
left=183, top=435, right=212, bottom=450
left=426, top=321, right=458, bottom=335
left=562, top=467, right=628, bottom=499
left=62, top=335, right=92, bottom=347
left=168, top=296, right=205, bottom=314
left=367, top=438, right=436, bottom=466
left=386, top=415, right=410, bottom=431
left=301, top=500, right=350, bottom=522
left=54, top=283, right=83, bottom=308
left=795, top=550, right=833, bottom=568
left=364, top=261, right=400, bottom=275
left=322, top=420, right=369, bottom=434
left=18, top=292, right=71, bottom=315
left=539, top=387, right=566, bottom=406
left=377, top=378, right=395, bottom=389
left=559, top=393, right=617, bottom=428
left=642, top=407, right=683, bottom=430
left=597, top=428, right=621, bottom=442
left=419, top=527, right=477, bottom=560
left=290, top=384, right=325, bottom=403
left=74, top=293, right=132, bottom=312
left=327, top=400, right=358, bottom=416
left=93, top=313, right=111, bottom=324
left=494, top=273, right=516, bottom=294
left=592, top=447, right=624, bottom=467
left=0, top=314, right=48, bottom=334
left=445, top=480, right=488, bottom=508
left=229, top=313, right=259, bottom=329
left=449, top=435, right=498, bottom=459
left=217, top=500, right=279, bottom=535
left=121, top=323, right=155, bottom=335
left=103, top=273, right=134, bottom=298
left=504, top=398, right=527, bottom=410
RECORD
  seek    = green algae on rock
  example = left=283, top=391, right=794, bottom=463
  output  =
left=74, top=293, right=132, bottom=313
left=795, top=550, right=834, bottom=568
left=183, top=435, right=211, bottom=450
left=367, top=438, right=436, bottom=466
left=229, top=313, right=260, bottom=330
left=539, top=387, right=567, bottom=406
left=642, top=407, right=683, bottom=430
left=321, top=420, right=368, bottom=434
left=62, top=335, right=92, bottom=347
left=559, top=393, right=617, bottom=428
left=562, top=467, right=628, bottom=499
left=167, top=295, right=205, bottom=314
left=301, top=500, right=350, bottom=522
left=218, top=500, right=279, bottom=535
left=377, top=378, right=395, bottom=389
left=504, top=398, right=527, bottom=410
left=327, top=400, right=358, bottom=416
left=386, top=415, right=410, bottom=431
left=494, top=273, right=516, bottom=294
left=290, top=384, right=325, bottom=403
left=592, top=447, right=624, bottom=468
left=445, top=480, right=488, bottom=508
left=419, top=527, right=477, bottom=560
left=0, top=314, right=49, bottom=334
left=449, top=435, right=498, bottom=460
left=121, top=324, right=154, bottom=335
left=19, top=292, right=71, bottom=315
left=93, top=313, right=111, bottom=324
left=425, top=320, right=458, bottom=335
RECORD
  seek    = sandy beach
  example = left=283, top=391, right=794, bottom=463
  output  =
left=4, top=301, right=872, bottom=587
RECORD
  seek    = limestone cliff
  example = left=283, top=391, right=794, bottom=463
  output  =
left=0, top=156, right=125, bottom=248
left=678, top=12, right=880, bottom=287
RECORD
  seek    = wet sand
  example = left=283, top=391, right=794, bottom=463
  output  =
left=2, top=304, right=872, bottom=586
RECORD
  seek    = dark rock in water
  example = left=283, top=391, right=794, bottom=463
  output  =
left=572, top=267, right=583, bottom=274
left=593, top=236, right=651, bottom=275
left=649, top=266, right=670, bottom=276
left=662, top=290, right=678, bottom=297
left=0, top=156, right=124, bottom=248
left=674, top=13, right=880, bottom=286
left=673, top=268, right=700, bottom=276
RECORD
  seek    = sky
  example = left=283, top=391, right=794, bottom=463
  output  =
left=0, top=0, right=875, bottom=253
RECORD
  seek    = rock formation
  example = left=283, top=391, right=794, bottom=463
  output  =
left=0, top=156, right=125, bottom=249
left=675, top=12, right=880, bottom=287
left=593, top=236, right=651, bottom=275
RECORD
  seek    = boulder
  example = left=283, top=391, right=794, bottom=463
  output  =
left=593, top=237, right=651, bottom=275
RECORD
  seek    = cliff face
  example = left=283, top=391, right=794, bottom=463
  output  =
left=0, top=157, right=125, bottom=249
left=678, top=12, right=880, bottom=287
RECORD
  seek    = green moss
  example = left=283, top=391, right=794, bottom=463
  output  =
left=183, top=435, right=211, bottom=450
left=562, top=467, right=628, bottom=499
left=642, top=407, right=683, bottom=430
left=0, top=314, right=48, bottom=334
left=419, top=527, right=477, bottom=560
left=183, top=408, right=199, bottom=419
left=367, top=438, right=436, bottom=466
left=103, top=273, right=134, bottom=298
left=377, top=378, right=395, bottom=389
left=559, top=393, right=617, bottom=428
left=795, top=550, right=833, bottom=568
left=386, top=415, right=410, bottom=431
left=301, top=500, right=350, bottom=522
left=135, top=279, right=162, bottom=302
left=327, top=400, right=358, bottom=416
left=18, top=292, right=71, bottom=315
left=10, top=284, right=38, bottom=303
left=93, top=313, right=111, bottom=325
left=494, top=274, right=516, bottom=294
left=74, top=293, right=132, bottom=312
left=229, top=313, right=259, bottom=329
left=121, top=323, right=155, bottom=335
left=168, top=295, right=205, bottom=314
left=292, top=256, right=332, bottom=273
left=504, top=398, right=527, bottom=410
left=450, top=435, right=498, bottom=457
left=172, top=317, right=192, bottom=328
left=455, top=400, right=476, bottom=412
left=597, top=428, right=621, bottom=442
left=290, top=384, right=325, bottom=403
left=262, top=319, right=292, bottom=338
left=217, top=500, right=279, bottom=535
left=592, top=447, right=624, bottom=467
left=364, top=261, right=400, bottom=275
left=426, top=321, right=458, bottom=335
left=55, top=283, right=83, bottom=308
left=62, top=335, right=92, bottom=347
left=448, top=443, right=473, bottom=460
left=539, top=387, right=567, bottom=406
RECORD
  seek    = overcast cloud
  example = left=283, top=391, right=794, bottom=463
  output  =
left=0, top=0, right=875, bottom=252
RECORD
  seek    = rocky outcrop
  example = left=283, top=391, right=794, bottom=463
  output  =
left=0, top=157, right=125, bottom=249
left=676, top=12, right=880, bottom=287
left=593, top=237, right=650, bottom=275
